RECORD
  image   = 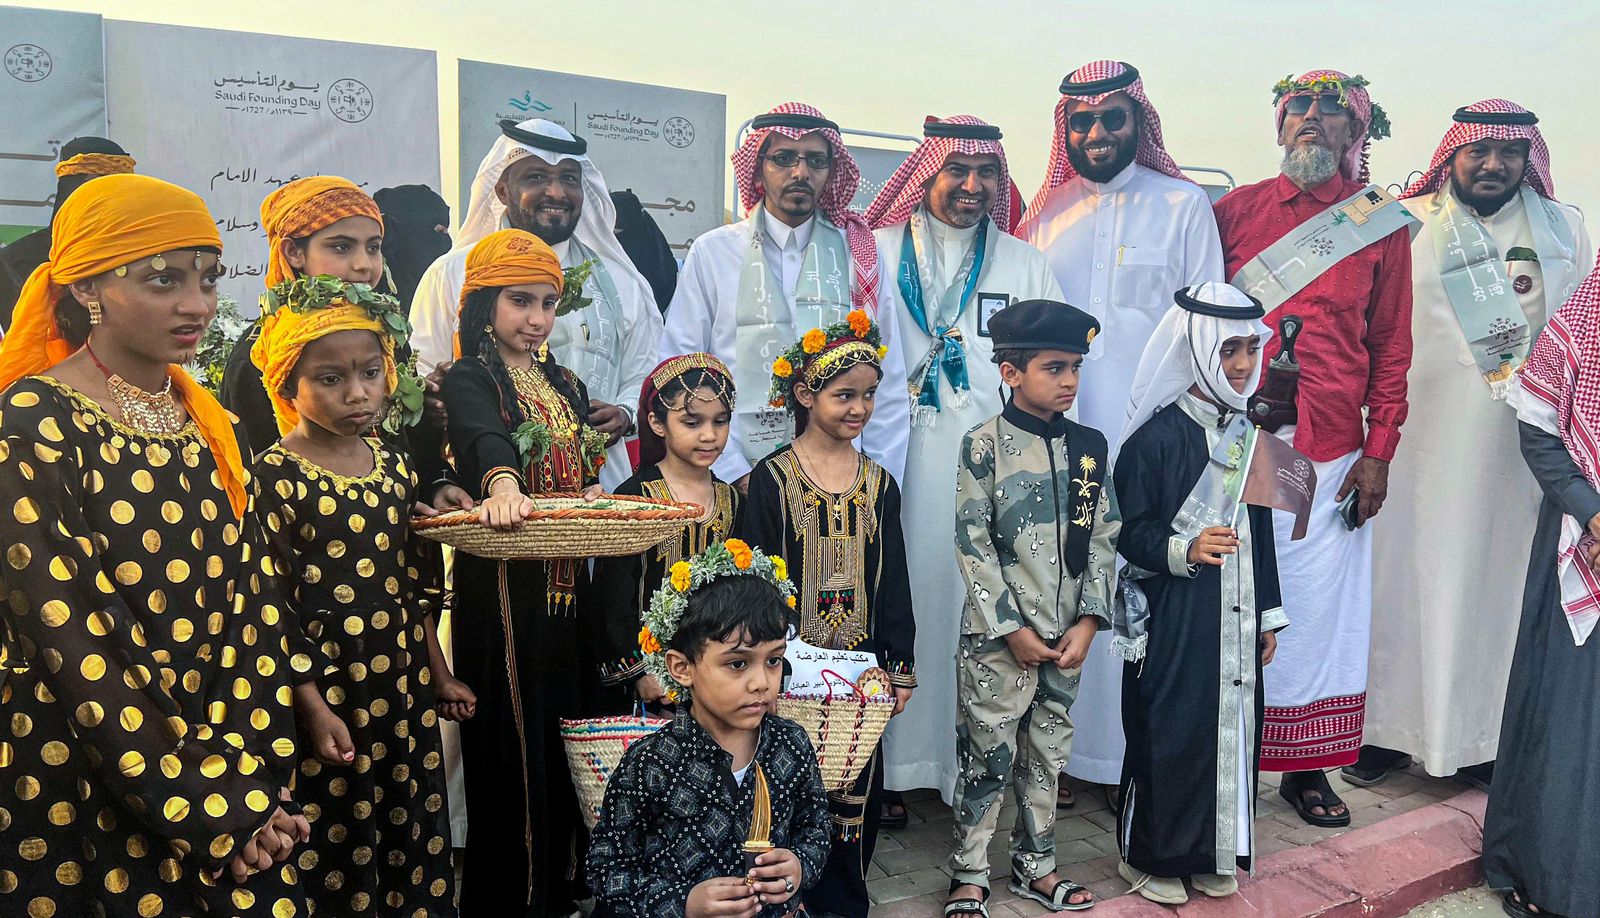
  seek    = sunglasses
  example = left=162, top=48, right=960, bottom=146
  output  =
left=764, top=150, right=832, bottom=171
left=1283, top=94, right=1348, bottom=117
left=1067, top=109, right=1130, bottom=134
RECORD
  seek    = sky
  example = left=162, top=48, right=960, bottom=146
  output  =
left=17, top=0, right=1600, bottom=219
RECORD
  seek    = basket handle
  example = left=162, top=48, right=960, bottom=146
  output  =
left=818, top=669, right=866, bottom=701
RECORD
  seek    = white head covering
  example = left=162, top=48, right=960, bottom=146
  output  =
left=456, top=117, right=653, bottom=308
left=1121, top=282, right=1274, bottom=446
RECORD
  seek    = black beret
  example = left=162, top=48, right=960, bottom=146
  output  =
left=989, top=299, right=1100, bottom=358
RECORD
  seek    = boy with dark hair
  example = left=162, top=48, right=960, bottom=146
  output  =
left=588, top=541, right=831, bottom=918
left=946, top=299, right=1120, bottom=916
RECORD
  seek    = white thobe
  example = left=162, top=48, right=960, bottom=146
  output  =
left=872, top=215, right=1064, bottom=799
left=408, top=239, right=663, bottom=491
left=1019, top=161, right=1224, bottom=785
left=1367, top=191, right=1592, bottom=775
left=659, top=206, right=908, bottom=484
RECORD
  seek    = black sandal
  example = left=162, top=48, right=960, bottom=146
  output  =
left=1056, top=785, right=1076, bottom=811
left=945, top=879, right=990, bottom=917
left=881, top=790, right=909, bottom=829
left=1503, top=889, right=1567, bottom=918
left=1008, top=871, right=1095, bottom=912
left=1278, top=773, right=1351, bottom=827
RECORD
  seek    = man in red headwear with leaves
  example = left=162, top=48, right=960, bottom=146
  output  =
left=1212, top=69, right=1415, bottom=827
left=1357, top=100, right=1593, bottom=792
left=661, top=102, right=906, bottom=491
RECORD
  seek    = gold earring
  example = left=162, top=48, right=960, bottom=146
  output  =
left=537, top=342, right=550, bottom=361
left=483, top=324, right=494, bottom=335
left=86, top=301, right=103, bottom=325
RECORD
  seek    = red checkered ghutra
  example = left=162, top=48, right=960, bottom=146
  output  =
left=1400, top=98, right=1554, bottom=200
left=862, top=115, right=1012, bottom=232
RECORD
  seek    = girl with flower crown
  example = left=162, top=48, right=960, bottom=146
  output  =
left=588, top=353, right=742, bottom=709
left=737, top=309, right=917, bottom=918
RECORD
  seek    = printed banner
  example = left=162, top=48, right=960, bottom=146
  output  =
left=0, top=6, right=107, bottom=242
left=104, top=21, right=441, bottom=311
left=459, top=60, right=725, bottom=259
left=846, top=144, right=911, bottom=213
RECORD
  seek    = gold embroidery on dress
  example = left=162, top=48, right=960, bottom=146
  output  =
left=1071, top=452, right=1100, bottom=529
left=642, top=479, right=735, bottom=570
left=508, top=364, right=583, bottom=611
left=773, top=451, right=882, bottom=651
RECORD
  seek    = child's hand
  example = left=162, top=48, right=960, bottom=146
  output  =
left=747, top=848, right=803, bottom=906
left=414, top=483, right=475, bottom=517
left=1188, top=526, right=1239, bottom=567
left=636, top=674, right=666, bottom=705
left=891, top=686, right=913, bottom=717
left=1055, top=617, right=1099, bottom=670
left=294, top=687, right=355, bottom=766
left=480, top=490, right=534, bottom=531
left=1004, top=627, right=1063, bottom=669
left=686, top=877, right=759, bottom=917
left=1261, top=630, right=1279, bottom=666
left=435, top=673, right=477, bottom=722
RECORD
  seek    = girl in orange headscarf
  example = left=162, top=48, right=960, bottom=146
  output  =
left=0, top=174, right=311, bottom=916
left=438, top=229, right=608, bottom=915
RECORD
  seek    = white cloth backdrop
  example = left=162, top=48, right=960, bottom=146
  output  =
left=104, top=21, right=441, bottom=312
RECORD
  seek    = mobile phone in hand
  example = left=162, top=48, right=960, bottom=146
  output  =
left=1337, top=488, right=1362, bottom=530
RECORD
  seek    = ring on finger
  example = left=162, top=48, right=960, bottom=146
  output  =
left=783, top=876, right=795, bottom=894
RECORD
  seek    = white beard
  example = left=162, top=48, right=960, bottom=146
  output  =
left=1282, top=144, right=1339, bottom=186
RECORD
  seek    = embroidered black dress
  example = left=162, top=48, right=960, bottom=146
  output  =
left=738, top=445, right=915, bottom=918
left=439, top=357, right=598, bottom=916
left=251, top=440, right=457, bottom=917
left=0, top=377, right=302, bottom=918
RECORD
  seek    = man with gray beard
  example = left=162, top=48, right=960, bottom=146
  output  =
left=1211, top=70, right=1415, bottom=828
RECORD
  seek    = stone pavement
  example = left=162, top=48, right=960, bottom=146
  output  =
left=868, top=767, right=1471, bottom=916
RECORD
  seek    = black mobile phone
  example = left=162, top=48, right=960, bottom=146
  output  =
left=1337, top=488, right=1362, bottom=530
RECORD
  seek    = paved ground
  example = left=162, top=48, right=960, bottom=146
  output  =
left=868, top=766, right=1470, bottom=916
left=1406, top=885, right=1497, bottom=917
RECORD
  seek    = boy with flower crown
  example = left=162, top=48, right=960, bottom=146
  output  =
left=587, top=540, right=831, bottom=918
left=738, top=310, right=916, bottom=918
left=946, top=299, right=1119, bottom=915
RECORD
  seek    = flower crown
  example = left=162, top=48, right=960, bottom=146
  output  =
left=637, top=538, right=797, bottom=702
left=260, top=274, right=426, bottom=433
left=767, top=309, right=889, bottom=410
left=1270, top=73, right=1391, bottom=141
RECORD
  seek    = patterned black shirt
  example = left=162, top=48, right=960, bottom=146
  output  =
left=587, top=708, right=832, bottom=917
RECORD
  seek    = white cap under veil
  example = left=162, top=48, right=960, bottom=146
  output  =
left=1120, top=282, right=1274, bottom=449
left=456, top=117, right=654, bottom=314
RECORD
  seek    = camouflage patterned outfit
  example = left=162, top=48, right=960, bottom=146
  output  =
left=949, top=402, right=1119, bottom=887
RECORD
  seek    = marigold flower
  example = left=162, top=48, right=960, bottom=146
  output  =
left=876, top=345, right=889, bottom=360
left=769, top=555, right=787, bottom=581
left=772, top=356, right=793, bottom=378
left=638, top=625, right=662, bottom=655
left=847, top=309, right=871, bottom=337
left=670, top=560, right=692, bottom=592
left=801, top=328, right=827, bottom=354
left=786, top=595, right=797, bottom=609
left=724, top=538, right=754, bottom=570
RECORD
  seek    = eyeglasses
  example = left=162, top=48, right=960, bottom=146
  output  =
left=764, top=150, right=832, bottom=171
left=1067, top=109, right=1130, bottom=134
left=1283, top=94, right=1348, bottom=117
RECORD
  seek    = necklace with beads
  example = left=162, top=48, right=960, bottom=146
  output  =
left=84, top=342, right=185, bottom=435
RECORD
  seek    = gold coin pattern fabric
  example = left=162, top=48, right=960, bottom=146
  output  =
left=251, top=441, right=455, bottom=917
left=0, top=377, right=304, bottom=917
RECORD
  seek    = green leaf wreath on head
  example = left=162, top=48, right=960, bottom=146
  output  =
left=1271, top=73, right=1391, bottom=142
left=260, top=273, right=426, bottom=433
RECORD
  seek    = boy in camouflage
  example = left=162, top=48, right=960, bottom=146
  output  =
left=945, top=299, right=1119, bottom=915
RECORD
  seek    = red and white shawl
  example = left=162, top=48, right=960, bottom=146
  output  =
left=1275, top=69, right=1376, bottom=183
left=863, top=115, right=1011, bottom=231
left=732, top=101, right=880, bottom=310
left=1512, top=268, right=1600, bottom=644
left=1400, top=99, right=1553, bottom=200
left=1023, top=60, right=1189, bottom=224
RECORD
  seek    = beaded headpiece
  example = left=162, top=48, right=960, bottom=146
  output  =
left=767, top=309, right=887, bottom=410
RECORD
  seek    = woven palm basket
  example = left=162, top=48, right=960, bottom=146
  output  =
left=560, top=714, right=671, bottom=828
left=777, top=691, right=895, bottom=793
left=410, top=492, right=702, bottom=560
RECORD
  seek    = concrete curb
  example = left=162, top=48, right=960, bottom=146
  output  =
left=1053, top=789, right=1487, bottom=918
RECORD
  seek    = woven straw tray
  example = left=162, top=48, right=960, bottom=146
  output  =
left=411, top=492, right=703, bottom=560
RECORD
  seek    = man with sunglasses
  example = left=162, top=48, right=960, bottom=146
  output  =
left=661, top=102, right=907, bottom=490
left=1359, top=102, right=1591, bottom=801
left=1212, top=70, right=1415, bottom=829
left=1016, top=59, right=1223, bottom=817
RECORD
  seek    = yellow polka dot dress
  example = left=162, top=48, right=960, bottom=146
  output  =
left=0, top=378, right=304, bottom=917
left=251, top=441, right=455, bottom=917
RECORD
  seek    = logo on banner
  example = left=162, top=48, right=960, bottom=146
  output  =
left=327, top=78, right=374, bottom=123
left=664, top=116, right=696, bottom=148
left=5, top=44, right=52, bottom=83
left=508, top=91, right=552, bottom=114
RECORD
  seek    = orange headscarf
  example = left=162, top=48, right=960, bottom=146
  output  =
left=0, top=174, right=248, bottom=518
left=260, top=176, right=383, bottom=287
left=455, top=229, right=564, bottom=358
left=55, top=152, right=137, bottom=178
left=251, top=304, right=395, bottom=436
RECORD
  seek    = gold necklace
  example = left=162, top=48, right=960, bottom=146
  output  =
left=86, top=343, right=184, bottom=435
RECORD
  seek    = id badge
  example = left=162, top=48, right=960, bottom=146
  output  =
left=977, top=293, right=1010, bottom=338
